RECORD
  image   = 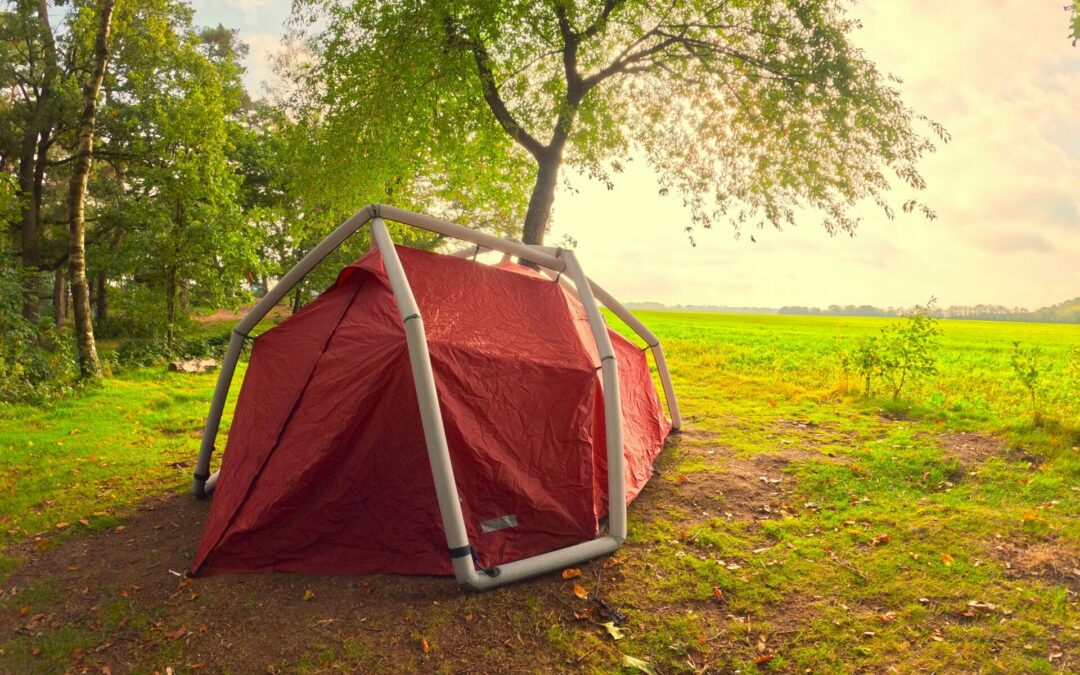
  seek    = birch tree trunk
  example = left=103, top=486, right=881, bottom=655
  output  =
left=67, top=0, right=117, bottom=378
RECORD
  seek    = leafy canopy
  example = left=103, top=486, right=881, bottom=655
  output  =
left=292, top=0, right=946, bottom=238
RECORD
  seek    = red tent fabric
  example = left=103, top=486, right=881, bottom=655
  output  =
left=190, top=245, right=671, bottom=576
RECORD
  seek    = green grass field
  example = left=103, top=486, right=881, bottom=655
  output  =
left=0, top=311, right=1077, bottom=672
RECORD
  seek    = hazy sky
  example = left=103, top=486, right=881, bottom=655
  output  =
left=191, top=1, right=1080, bottom=309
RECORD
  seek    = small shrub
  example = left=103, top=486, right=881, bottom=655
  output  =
left=114, top=335, right=172, bottom=367
left=1010, top=341, right=1043, bottom=428
left=838, top=300, right=941, bottom=400
left=878, top=301, right=941, bottom=400
left=851, top=336, right=882, bottom=397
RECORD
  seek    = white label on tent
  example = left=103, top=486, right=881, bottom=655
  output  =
left=481, top=514, right=518, bottom=533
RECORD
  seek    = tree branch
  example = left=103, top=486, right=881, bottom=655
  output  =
left=580, top=0, right=624, bottom=39
left=447, top=17, right=545, bottom=160
left=553, top=2, right=585, bottom=104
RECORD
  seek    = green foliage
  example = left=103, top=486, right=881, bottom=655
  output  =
left=851, top=335, right=882, bottom=397
left=1011, top=342, right=1043, bottom=427
left=878, top=302, right=942, bottom=400
left=1071, top=0, right=1080, bottom=46
left=0, top=267, right=79, bottom=403
left=836, top=302, right=941, bottom=400
left=1066, top=344, right=1080, bottom=391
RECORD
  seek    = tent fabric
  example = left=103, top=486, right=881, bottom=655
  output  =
left=190, top=245, right=671, bottom=576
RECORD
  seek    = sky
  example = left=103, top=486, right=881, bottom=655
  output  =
left=189, top=0, right=1080, bottom=310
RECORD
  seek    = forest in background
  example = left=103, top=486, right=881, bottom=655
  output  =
left=1, top=0, right=525, bottom=403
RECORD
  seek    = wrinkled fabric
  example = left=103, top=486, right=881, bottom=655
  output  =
left=191, top=246, right=671, bottom=576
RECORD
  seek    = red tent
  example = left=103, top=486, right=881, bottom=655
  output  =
left=191, top=245, right=671, bottom=577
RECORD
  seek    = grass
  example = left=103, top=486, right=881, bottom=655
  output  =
left=0, top=366, right=244, bottom=545
left=0, top=310, right=1077, bottom=672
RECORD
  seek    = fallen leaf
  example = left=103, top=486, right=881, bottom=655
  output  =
left=621, top=653, right=658, bottom=674
left=178, top=578, right=193, bottom=588
left=877, top=611, right=896, bottom=624
left=55, top=522, right=68, bottom=530
left=712, top=586, right=724, bottom=603
left=561, top=568, right=582, bottom=580
left=421, top=638, right=430, bottom=654
left=78, top=519, right=90, bottom=527
left=940, top=552, right=954, bottom=566
left=602, top=621, right=627, bottom=641
left=572, top=583, right=588, bottom=600
left=164, top=626, right=186, bottom=640
left=602, top=556, right=625, bottom=569
left=31, top=646, right=41, bottom=656
left=965, top=600, right=997, bottom=615
left=573, top=607, right=594, bottom=621
left=465, top=612, right=474, bottom=621
left=755, top=654, right=774, bottom=665
left=675, top=474, right=688, bottom=484
left=870, top=534, right=891, bottom=546
left=114, top=525, right=126, bottom=533
left=303, top=589, right=315, bottom=601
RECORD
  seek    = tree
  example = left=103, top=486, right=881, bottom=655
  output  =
left=294, top=0, right=946, bottom=245
left=106, top=16, right=257, bottom=347
left=67, top=0, right=117, bottom=378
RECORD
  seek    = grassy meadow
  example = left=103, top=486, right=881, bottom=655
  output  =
left=0, top=310, right=1077, bottom=672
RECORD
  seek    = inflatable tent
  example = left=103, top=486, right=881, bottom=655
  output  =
left=190, top=206, right=679, bottom=590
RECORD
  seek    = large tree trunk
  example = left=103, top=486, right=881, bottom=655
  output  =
left=17, top=0, right=61, bottom=321
left=521, top=131, right=570, bottom=246
left=521, top=155, right=561, bottom=246
left=17, top=128, right=41, bottom=321
left=67, top=0, right=117, bottom=379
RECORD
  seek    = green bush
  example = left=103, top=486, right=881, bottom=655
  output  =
left=0, top=268, right=81, bottom=403
left=114, top=329, right=238, bottom=368
left=839, top=300, right=941, bottom=401
left=1010, top=341, right=1043, bottom=427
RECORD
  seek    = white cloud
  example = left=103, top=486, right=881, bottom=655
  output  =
left=242, top=32, right=287, bottom=99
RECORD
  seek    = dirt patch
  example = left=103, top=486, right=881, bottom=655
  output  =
left=985, top=537, right=1080, bottom=591
left=634, top=429, right=840, bottom=527
left=771, top=418, right=857, bottom=452
left=939, top=431, right=1007, bottom=466
left=939, top=431, right=1046, bottom=470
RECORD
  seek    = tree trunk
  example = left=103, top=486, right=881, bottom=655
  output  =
left=17, top=127, right=41, bottom=321
left=17, top=0, right=60, bottom=321
left=165, top=267, right=177, bottom=349
left=52, top=268, right=67, bottom=327
left=521, top=152, right=563, bottom=246
left=67, top=0, right=117, bottom=379
left=291, top=284, right=303, bottom=315
left=94, top=270, right=108, bottom=323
